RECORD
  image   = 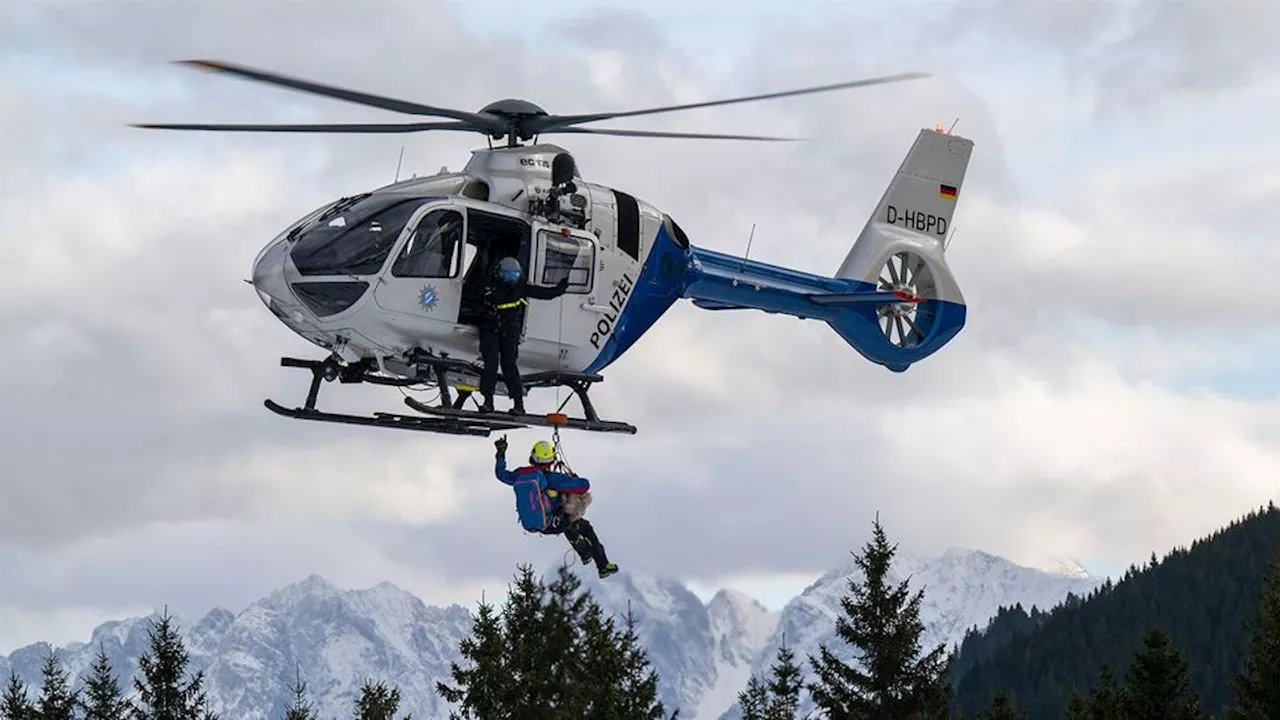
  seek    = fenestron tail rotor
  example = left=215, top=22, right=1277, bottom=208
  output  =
left=876, top=251, right=936, bottom=349
left=132, top=59, right=931, bottom=146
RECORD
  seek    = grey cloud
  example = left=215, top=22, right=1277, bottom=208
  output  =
left=942, top=0, right=1280, bottom=112
left=1089, top=0, right=1280, bottom=105
left=3, top=0, right=1280, bottom=647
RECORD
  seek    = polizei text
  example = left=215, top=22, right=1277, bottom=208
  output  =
left=590, top=271, right=636, bottom=349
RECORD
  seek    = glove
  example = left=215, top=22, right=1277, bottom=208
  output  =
left=556, top=277, right=569, bottom=292
left=495, top=435, right=508, bottom=457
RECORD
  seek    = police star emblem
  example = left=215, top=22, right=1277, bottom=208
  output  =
left=418, top=284, right=439, bottom=312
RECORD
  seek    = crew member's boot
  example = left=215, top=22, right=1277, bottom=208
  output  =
left=480, top=394, right=495, bottom=413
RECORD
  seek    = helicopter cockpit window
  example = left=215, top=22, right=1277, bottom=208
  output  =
left=290, top=195, right=428, bottom=277
left=391, top=209, right=463, bottom=278
left=537, top=230, right=593, bottom=293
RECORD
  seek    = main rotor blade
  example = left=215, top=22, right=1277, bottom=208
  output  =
left=131, top=120, right=481, bottom=134
left=528, top=71, right=931, bottom=133
left=172, top=59, right=503, bottom=132
left=544, top=127, right=800, bottom=141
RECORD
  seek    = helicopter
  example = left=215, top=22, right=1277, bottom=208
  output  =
left=134, top=60, right=974, bottom=438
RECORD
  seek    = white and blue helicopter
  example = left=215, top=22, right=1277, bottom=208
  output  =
left=135, top=60, right=974, bottom=438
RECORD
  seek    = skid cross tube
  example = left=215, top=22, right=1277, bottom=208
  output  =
left=264, top=356, right=495, bottom=436
left=263, top=354, right=638, bottom=436
left=399, top=353, right=638, bottom=435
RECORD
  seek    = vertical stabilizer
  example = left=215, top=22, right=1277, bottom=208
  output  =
left=835, top=127, right=973, bottom=305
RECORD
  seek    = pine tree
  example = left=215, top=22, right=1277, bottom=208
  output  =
left=435, top=596, right=511, bottom=719
left=536, top=562, right=594, bottom=718
left=81, top=645, right=132, bottom=720
left=1064, top=691, right=1089, bottom=720
left=806, top=516, right=951, bottom=719
left=738, top=637, right=807, bottom=720
left=765, top=639, right=805, bottom=719
left=596, top=606, right=671, bottom=719
left=353, top=680, right=410, bottom=720
left=33, top=649, right=78, bottom=720
left=131, top=609, right=217, bottom=720
left=1086, top=665, right=1123, bottom=720
left=437, top=565, right=568, bottom=719
left=979, top=691, right=1026, bottom=720
left=1228, top=544, right=1280, bottom=719
left=437, top=562, right=674, bottom=720
left=578, top=601, right=628, bottom=717
left=1, top=671, right=33, bottom=720
left=1120, top=627, right=1206, bottom=720
left=282, top=666, right=318, bottom=720
left=737, top=676, right=770, bottom=720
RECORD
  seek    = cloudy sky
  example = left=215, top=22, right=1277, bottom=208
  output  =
left=3, top=0, right=1279, bottom=650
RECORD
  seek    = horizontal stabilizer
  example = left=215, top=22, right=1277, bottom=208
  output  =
left=808, top=290, right=921, bottom=306
left=691, top=298, right=748, bottom=311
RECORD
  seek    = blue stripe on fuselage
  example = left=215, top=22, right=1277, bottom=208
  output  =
left=584, top=221, right=688, bottom=373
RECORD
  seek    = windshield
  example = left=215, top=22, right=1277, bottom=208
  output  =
left=290, top=194, right=430, bottom=276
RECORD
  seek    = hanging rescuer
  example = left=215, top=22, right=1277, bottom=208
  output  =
left=492, top=433, right=618, bottom=579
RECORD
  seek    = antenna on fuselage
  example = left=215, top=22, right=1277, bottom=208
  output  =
left=742, top=223, right=756, bottom=270
left=394, top=145, right=405, bottom=182
left=732, top=223, right=757, bottom=286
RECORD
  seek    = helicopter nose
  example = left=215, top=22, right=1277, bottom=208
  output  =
left=251, top=240, right=300, bottom=322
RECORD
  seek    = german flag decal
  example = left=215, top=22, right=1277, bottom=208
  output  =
left=939, top=183, right=958, bottom=200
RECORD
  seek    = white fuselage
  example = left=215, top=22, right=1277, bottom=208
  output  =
left=249, top=143, right=671, bottom=391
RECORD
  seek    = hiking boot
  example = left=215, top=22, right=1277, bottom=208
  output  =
left=598, top=562, right=619, bottom=579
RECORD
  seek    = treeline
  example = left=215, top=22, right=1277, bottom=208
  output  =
left=2, top=611, right=219, bottom=720
left=0, top=562, right=674, bottom=720
left=735, top=510, right=1280, bottom=719
left=949, top=502, right=1280, bottom=718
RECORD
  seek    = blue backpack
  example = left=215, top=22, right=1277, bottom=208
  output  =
left=511, top=467, right=552, bottom=531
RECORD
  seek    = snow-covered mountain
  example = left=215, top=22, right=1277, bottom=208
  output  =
left=0, top=575, right=475, bottom=719
left=718, top=547, right=1105, bottom=719
left=0, top=549, right=1103, bottom=720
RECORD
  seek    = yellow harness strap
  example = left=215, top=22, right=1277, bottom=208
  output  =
left=495, top=298, right=528, bottom=310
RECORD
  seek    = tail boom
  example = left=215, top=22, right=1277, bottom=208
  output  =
left=681, top=126, right=973, bottom=372
left=681, top=247, right=965, bottom=371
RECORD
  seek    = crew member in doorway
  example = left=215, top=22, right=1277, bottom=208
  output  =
left=478, top=256, right=569, bottom=414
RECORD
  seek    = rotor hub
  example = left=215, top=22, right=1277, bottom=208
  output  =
left=475, top=99, right=550, bottom=142
left=477, top=98, right=549, bottom=118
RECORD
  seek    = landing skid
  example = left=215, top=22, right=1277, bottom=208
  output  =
left=263, top=354, right=637, bottom=437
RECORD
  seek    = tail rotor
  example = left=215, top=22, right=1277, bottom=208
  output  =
left=876, top=250, right=937, bottom=349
